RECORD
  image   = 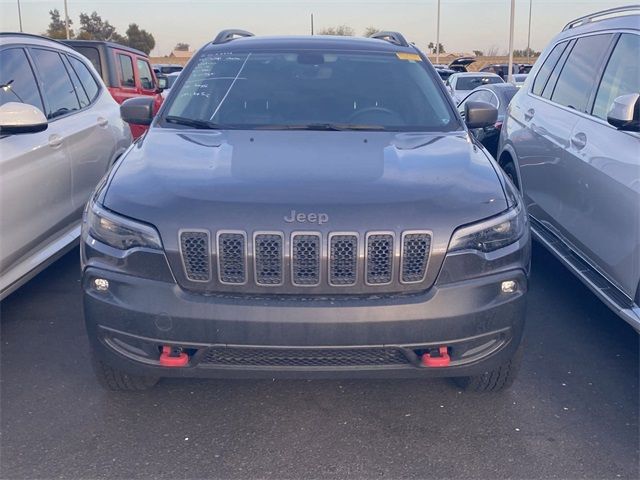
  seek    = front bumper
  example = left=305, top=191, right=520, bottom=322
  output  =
left=83, top=266, right=527, bottom=379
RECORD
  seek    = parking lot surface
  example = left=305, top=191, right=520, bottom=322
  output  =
left=1, top=244, right=638, bottom=479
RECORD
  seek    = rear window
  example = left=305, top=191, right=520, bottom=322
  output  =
left=532, top=41, right=569, bottom=96
left=456, top=76, right=503, bottom=90
left=72, top=46, right=102, bottom=76
left=165, top=50, right=459, bottom=131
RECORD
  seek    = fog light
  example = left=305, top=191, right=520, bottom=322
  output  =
left=501, top=280, right=517, bottom=293
left=94, top=278, right=109, bottom=291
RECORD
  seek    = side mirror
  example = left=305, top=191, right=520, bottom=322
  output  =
left=0, top=102, right=48, bottom=135
left=157, top=76, right=168, bottom=90
left=607, top=93, right=640, bottom=132
left=464, top=101, right=498, bottom=129
left=120, top=96, right=155, bottom=126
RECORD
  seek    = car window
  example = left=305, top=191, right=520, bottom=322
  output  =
left=30, top=48, right=81, bottom=119
left=532, top=41, right=569, bottom=96
left=460, top=90, right=493, bottom=107
left=72, top=46, right=102, bottom=77
left=137, top=59, right=155, bottom=90
left=166, top=50, right=460, bottom=131
left=67, top=55, right=100, bottom=102
left=592, top=33, right=640, bottom=120
left=0, top=48, right=44, bottom=112
left=550, top=34, right=614, bottom=113
left=456, top=76, right=502, bottom=90
left=61, top=55, right=90, bottom=108
left=118, top=54, right=135, bottom=88
left=540, top=39, right=575, bottom=100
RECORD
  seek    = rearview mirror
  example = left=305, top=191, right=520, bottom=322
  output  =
left=607, top=93, right=640, bottom=132
left=120, top=97, right=155, bottom=126
left=0, top=102, right=48, bottom=135
left=464, top=101, right=498, bottom=129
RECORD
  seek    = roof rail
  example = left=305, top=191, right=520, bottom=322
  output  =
left=563, top=4, right=640, bottom=31
left=213, top=29, right=254, bottom=44
left=369, top=31, right=409, bottom=47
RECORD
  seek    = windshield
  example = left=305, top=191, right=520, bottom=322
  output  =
left=456, top=76, right=503, bottom=90
left=163, top=50, right=459, bottom=131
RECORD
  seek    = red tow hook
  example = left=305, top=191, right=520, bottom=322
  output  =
left=159, top=345, right=189, bottom=367
left=422, top=346, right=451, bottom=367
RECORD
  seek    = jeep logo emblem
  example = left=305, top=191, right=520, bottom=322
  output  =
left=284, top=210, right=329, bottom=225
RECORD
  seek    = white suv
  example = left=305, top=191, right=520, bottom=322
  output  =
left=0, top=33, right=132, bottom=298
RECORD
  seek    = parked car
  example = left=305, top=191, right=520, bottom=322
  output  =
left=457, top=83, right=519, bottom=158
left=498, top=6, right=640, bottom=331
left=446, top=72, right=504, bottom=103
left=511, top=73, right=528, bottom=88
left=435, top=67, right=456, bottom=82
left=447, top=57, right=476, bottom=72
left=158, top=71, right=181, bottom=99
left=62, top=39, right=163, bottom=139
left=0, top=33, right=132, bottom=299
left=82, top=30, right=530, bottom=391
left=480, top=63, right=532, bottom=79
left=152, top=63, right=183, bottom=75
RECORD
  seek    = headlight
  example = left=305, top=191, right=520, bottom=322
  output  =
left=84, top=202, right=162, bottom=250
left=448, top=204, right=526, bottom=253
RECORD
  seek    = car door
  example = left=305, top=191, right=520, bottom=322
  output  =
left=0, top=46, right=72, bottom=276
left=515, top=35, right=613, bottom=228
left=62, top=52, right=117, bottom=210
left=562, top=32, right=640, bottom=297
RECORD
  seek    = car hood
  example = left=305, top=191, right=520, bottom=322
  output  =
left=103, top=128, right=507, bottom=254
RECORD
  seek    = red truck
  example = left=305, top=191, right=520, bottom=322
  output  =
left=63, top=40, right=163, bottom=138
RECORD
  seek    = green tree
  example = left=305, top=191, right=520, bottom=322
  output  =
left=363, top=26, right=381, bottom=37
left=77, top=11, right=118, bottom=41
left=318, top=25, right=354, bottom=36
left=44, top=9, right=73, bottom=39
left=174, top=42, right=190, bottom=51
left=124, top=24, right=155, bottom=54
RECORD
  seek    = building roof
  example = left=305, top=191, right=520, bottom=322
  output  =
left=170, top=50, right=193, bottom=58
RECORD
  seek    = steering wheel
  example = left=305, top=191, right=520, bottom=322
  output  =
left=347, top=107, right=399, bottom=123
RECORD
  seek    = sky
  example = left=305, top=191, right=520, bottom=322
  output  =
left=0, top=0, right=628, bottom=56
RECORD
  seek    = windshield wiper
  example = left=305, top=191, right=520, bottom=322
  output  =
left=254, top=123, right=386, bottom=131
left=164, top=116, right=220, bottom=129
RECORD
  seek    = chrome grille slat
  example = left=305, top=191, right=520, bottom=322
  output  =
left=401, top=232, right=431, bottom=284
left=217, top=231, right=247, bottom=284
left=329, top=233, right=358, bottom=286
left=291, top=233, right=321, bottom=286
left=179, top=231, right=210, bottom=282
left=254, top=232, right=284, bottom=285
left=366, top=233, right=394, bottom=285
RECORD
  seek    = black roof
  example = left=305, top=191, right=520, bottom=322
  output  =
left=202, top=35, right=418, bottom=53
left=61, top=39, right=147, bottom=57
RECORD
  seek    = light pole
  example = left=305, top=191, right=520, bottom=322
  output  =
left=507, top=0, right=515, bottom=83
left=64, top=0, right=70, bottom=39
left=17, top=0, right=23, bottom=32
left=527, top=0, right=533, bottom=62
left=435, top=0, right=441, bottom=64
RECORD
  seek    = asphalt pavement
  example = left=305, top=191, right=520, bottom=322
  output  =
left=1, top=244, right=638, bottom=479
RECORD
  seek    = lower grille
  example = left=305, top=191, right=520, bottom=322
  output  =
left=201, top=346, right=410, bottom=367
left=179, top=231, right=210, bottom=282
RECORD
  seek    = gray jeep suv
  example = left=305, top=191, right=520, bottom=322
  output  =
left=82, top=30, right=531, bottom=391
left=498, top=6, right=640, bottom=331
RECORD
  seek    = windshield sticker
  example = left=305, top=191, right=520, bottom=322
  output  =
left=396, top=52, right=422, bottom=62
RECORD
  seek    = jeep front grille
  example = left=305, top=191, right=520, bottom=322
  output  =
left=254, top=233, right=284, bottom=285
left=180, top=231, right=210, bottom=282
left=291, top=233, right=321, bottom=286
left=329, top=234, right=358, bottom=286
left=177, top=230, right=431, bottom=290
left=366, top=233, right=394, bottom=285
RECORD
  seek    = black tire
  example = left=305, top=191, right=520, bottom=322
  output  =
left=501, top=160, right=520, bottom=191
left=453, top=346, right=523, bottom=393
left=93, top=358, right=159, bottom=391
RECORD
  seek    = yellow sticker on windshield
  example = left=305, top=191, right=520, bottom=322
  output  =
left=396, top=52, right=422, bottom=61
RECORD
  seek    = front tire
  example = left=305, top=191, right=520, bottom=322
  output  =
left=92, top=358, right=159, bottom=391
left=453, top=346, right=523, bottom=393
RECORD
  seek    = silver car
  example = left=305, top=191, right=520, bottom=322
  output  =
left=498, top=6, right=640, bottom=330
left=0, top=33, right=132, bottom=298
